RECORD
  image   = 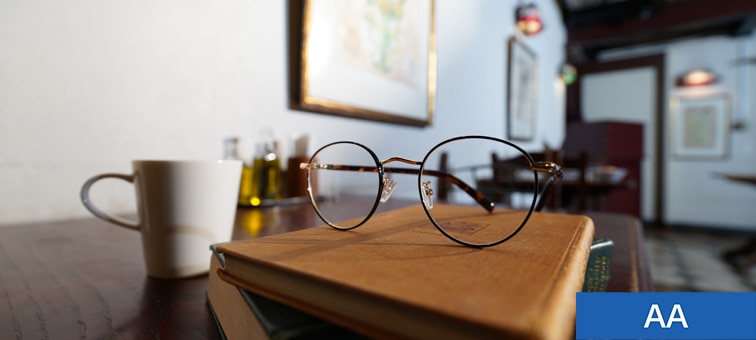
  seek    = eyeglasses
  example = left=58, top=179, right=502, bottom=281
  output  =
left=300, top=135, right=563, bottom=247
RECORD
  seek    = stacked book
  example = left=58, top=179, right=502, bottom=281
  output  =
left=207, top=205, right=612, bottom=339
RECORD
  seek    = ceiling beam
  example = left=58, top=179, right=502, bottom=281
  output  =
left=567, top=0, right=756, bottom=62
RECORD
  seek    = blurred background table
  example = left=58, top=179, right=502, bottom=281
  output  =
left=720, top=174, right=756, bottom=271
left=0, top=198, right=650, bottom=339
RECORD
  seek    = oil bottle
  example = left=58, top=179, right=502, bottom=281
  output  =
left=224, top=137, right=254, bottom=206
left=248, top=137, right=283, bottom=206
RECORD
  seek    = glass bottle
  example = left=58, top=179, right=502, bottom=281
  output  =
left=249, top=138, right=283, bottom=206
left=224, top=137, right=254, bottom=206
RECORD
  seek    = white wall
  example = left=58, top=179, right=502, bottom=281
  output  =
left=600, top=35, right=756, bottom=230
left=0, top=0, right=567, bottom=226
left=665, top=36, right=756, bottom=230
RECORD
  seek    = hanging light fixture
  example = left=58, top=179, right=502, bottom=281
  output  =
left=677, top=69, right=718, bottom=87
left=516, top=3, right=543, bottom=36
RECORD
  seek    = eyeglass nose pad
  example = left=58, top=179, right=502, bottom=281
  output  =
left=421, top=181, right=434, bottom=210
left=380, top=178, right=397, bottom=203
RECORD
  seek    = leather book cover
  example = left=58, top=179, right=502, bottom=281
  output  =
left=217, top=204, right=594, bottom=339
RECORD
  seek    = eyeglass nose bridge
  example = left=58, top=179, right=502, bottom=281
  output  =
left=379, top=157, right=422, bottom=204
left=381, top=157, right=421, bottom=166
left=378, top=157, right=435, bottom=210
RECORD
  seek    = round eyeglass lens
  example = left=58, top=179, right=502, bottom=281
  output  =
left=306, top=141, right=382, bottom=230
left=419, top=136, right=538, bottom=246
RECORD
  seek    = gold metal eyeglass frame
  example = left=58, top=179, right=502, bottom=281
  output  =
left=300, top=135, right=563, bottom=247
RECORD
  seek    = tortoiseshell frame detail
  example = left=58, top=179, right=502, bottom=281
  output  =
left=300, top=163, right=494, bottom=212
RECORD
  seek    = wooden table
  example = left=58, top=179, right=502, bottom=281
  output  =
left=720, top=174, right=756, bottom=270
left=0, top=198, right=650, bottom=339
left=721, top=174, right=756, bottom=185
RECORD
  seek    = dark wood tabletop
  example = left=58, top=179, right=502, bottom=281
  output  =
left=0, top=198, right=650, bottom=339
left=721, top=174, right=756, bottom=186
left=719, top=174, right=756, bottom=270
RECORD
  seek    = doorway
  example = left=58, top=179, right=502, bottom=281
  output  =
left=568, top=54, right=665, bottom=224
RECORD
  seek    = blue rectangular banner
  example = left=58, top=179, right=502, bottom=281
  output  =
left=577, top=292, right=756, bottom=339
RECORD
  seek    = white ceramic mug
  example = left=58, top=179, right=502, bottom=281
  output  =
left=81, top=160, right=242, bottom=279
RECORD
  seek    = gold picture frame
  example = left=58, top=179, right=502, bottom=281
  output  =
left=290, top=0, right=436, bottom=127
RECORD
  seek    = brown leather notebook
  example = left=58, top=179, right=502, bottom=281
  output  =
left=217, top=204, right=594, bottom=339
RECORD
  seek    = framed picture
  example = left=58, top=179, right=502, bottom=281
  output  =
left=506, top=36, right=537, bottom=141
left=290, top=0, right=436, bottom=127
left=670, top=94, right=730, bottom=159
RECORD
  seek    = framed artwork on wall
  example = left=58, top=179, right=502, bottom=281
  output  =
left=506, top=36, right=537, bottom=141
left=670, top=93, right=730, bottom=159
left=290, top=0, right=436, bottom=127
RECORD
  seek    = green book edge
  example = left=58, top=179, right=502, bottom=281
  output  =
left=582, top=238, right=614, bottom=292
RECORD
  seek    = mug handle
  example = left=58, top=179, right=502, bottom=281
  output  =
left=80, top=173, right=140, bottom=231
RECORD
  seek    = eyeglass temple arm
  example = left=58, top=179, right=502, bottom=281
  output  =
left=300, top=163, right=495, bottom=212
left=532, top=161, right=564, bottom=212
